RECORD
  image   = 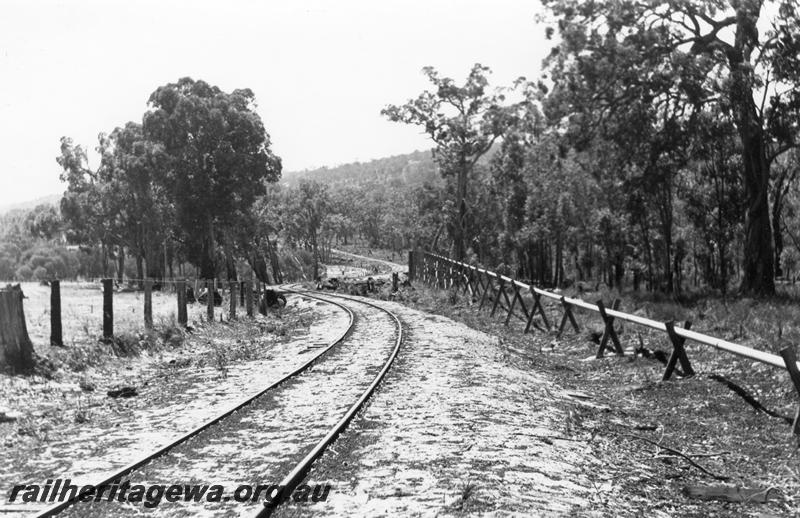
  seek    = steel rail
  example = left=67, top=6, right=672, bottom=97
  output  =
left=255, top=289, right=404, bottom=517
left=33, top=292, right=355, bottom=518
left=423, top=252, right=797, bottom=371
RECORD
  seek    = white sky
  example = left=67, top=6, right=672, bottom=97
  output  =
left=0, top=0, right=549, bottom=206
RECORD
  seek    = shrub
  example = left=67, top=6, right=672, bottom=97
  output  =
left=15, top=265, right=33, bottom=280
left=33, top=266, right=48, bottom=282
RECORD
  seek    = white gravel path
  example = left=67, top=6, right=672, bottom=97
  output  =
left=284, top=296, right=598, bottom=517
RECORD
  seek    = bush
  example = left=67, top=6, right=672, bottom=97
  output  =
left=278, top=248, right=316, bottom=281
left=15, top=264, right=33, bottom=280
left=33, top=266, right=48, bottom=281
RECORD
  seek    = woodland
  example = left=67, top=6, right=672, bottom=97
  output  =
left=1, top=0, right=800, bottom=298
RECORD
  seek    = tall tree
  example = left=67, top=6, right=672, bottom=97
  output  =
left=143, top=78, right=281, bottom=279
left=543, top=0, right=800, bottom=295
left=97, top=122, right=169, bottom=284
left=383, top=64, right=515, bottom=261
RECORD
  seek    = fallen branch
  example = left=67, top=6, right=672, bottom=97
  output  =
left=623, top=433, right=730, bottom=481
left=708, top=374, right=793, bottom=424
left=655, top=450, right=730, bottom=459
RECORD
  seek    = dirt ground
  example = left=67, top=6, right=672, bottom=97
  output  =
left=390, top=284, right=800, bottom=517
left=319, top=252, right=800, bottom=517
left=4, top=266, right=800, bottom=516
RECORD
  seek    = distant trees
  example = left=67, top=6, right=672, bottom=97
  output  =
left=281, top=180, right=330, bottom=280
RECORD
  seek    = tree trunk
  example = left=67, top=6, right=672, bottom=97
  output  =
left=266, top=237, right=283, bottom=284
left=223, top=239, right=237, bottom=281
left=730, top=5, right=774, bottom=296
left=117, top=247, right=125, bottom=284
left=452, top=155, right=468, bottom=262
left=0, top=286, right=34, bottom=371
left=738, top=124, right=774, bottom=295
left=200, top=217, right=216, bottom=280
left=136, top=255, right=144, bottom=289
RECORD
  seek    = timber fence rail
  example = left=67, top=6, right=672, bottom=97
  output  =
left=408, top=250, right=800, bottom=435
left=29, top=278, right=276, bottom=346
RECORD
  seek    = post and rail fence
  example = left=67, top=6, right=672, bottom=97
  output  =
left=408, top=250, right=800, bottom=435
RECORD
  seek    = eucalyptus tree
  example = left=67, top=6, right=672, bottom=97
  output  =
left=383, top=64, right=516, bottom=261
left=143, top=78, right=281, bottom=279
left=57, top=137, right=120, bottom=277
left=543, top=0, right=800, bottom=295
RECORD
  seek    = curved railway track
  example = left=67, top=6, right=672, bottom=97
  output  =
left=31, top=288, right=403, bottom=518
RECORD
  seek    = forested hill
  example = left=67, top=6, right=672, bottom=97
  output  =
left=283, top=149, right=437, bottom=187
left=0, top=193, right=61, bottom=216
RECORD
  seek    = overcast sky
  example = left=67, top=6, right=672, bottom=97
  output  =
left=0, top=0, right=549, bottom=206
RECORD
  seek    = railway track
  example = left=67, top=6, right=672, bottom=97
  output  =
left=30, top=288, right=403, bottom=517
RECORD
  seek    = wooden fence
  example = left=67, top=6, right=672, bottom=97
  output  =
left=46, top=278, right=265, bottom=345
left=409, top=250, right=800, bottom=435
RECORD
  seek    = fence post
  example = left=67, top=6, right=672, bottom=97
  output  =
left=663, top=320, right=694, bottom=380
left=556, top=296, right=580, bottom=337
left=392, top=272, right=398, bottom=292
left=779, top=347, right=800, bottom=435
left=144, top=279, right=153, bottom=330
left=0, top=286, right=34, bottom=370
left=505, top=283, right=523, bottom=325
left=595, top=299, right=623, bottom=357
left=246, top=283, right=254, bottom=317
left=479, top=272, right=492, bottom=310
left=408, top=251, right=415, bottom=281
left=490, top=278, right=505, bottom=317
left=102, top=278, right=113, bottom=341
left=525, top=289, right=551, bottom=333
left=206, top=279, right=214, bottom=322
left=229, top=280, right=237, bottom=319
left=240, top=281, right=245, bottom=306
left=50, top=280, right=63, bottom=346
left=177, top=279, right=187, bottom=327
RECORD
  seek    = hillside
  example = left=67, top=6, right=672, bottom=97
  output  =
left=283, top=149, right=438, bottom=188
left=0, top=193, right=61, bottom=216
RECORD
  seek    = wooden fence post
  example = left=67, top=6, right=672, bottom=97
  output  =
left=144, top=279, right=153, bottom=330
left=779, top=346, right=800, bottom=435
left=595, top=299, right=623, bottom=357
left=177, top=279, right=187, bottom=327
left=50, top=280, right=63, bottom=346
left=490, top=278, right=505, bottom=317
left=392, top=272, right=398, bottom=292
left=102, top=278, right=113, bottom=341
left=525, top=289, right=551, bottom=333
left=663, top=320, right=694, bottom=380
left=479, top=272, right=492, bottom=310
left=556, top=296, right=580, bottom=337
left=229, top=280, right=237, bottom=319
left=239, top=281, right=245, bottom=306
left=505, top=283, right=523, bottom=325
left=0, top=286, right=34, bottom=370
left=408, top=251, right=415, bottom=281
